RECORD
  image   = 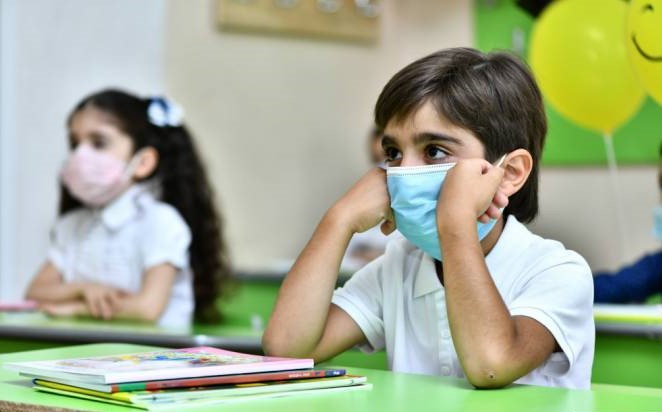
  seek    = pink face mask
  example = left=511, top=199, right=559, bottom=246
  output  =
left=61, top=144, right=139, bottom=207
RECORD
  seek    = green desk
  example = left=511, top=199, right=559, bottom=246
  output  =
left=0, top=312, right=261, bottom=355
left=592, top=304, right=662, bottom=388
left=1, top=344, right=661, bottom=412
left=0, top=278, right=276, bottom=355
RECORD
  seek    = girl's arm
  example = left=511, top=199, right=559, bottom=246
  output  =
left=108, top=263, right=177, bottom=323
left=26, top=262, right=81, bottom=302
left=263, top=168, right=392, bottom=362
left=26, top=261, right=128, bottom=319
left=438, top=159, right=555, bottom=388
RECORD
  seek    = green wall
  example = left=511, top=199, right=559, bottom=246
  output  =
left=474, top=0, right=662, bottom=165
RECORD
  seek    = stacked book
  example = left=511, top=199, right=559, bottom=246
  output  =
left=5, top=346, right=370, bottom=410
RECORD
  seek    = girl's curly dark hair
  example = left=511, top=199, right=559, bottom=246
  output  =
left=59, top=89, right=233, bottom=323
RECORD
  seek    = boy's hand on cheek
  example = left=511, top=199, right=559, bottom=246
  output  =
left=478, top=189, right=508, bottom=223
left=437, top=159, right=507, bottom=226
left=329, top=167, right=393, bottom=235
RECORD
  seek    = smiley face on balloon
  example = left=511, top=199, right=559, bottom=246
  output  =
left=627, top=0, right=662, bottom=105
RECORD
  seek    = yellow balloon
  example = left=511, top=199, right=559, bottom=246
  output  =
left=529, top=0, right=645, bottom=134
left=627, top=0, right=662, bottom=105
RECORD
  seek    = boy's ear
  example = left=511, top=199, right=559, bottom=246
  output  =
left=499, top=148, right=533, bottom=197
left=133, top=146, right=159, bottom=180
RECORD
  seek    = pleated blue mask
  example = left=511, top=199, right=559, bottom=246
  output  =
left=386, top=163, right=498, bottom=261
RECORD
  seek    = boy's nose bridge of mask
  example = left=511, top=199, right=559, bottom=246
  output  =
left=382, top=153, right=507, bottom=173
left=386, top=162, right=456, bottom=176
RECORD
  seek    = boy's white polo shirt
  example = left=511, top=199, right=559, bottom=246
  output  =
left=47, top=184, right=194, bottom=328
left=332, top=215, right=595, bottom=389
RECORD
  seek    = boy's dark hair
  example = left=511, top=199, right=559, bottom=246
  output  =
left=374, top=47, right=547, bottom=223
left=60, top=89, right=233, bottom=323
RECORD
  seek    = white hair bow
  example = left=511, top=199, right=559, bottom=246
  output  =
left=147, top=97, right=184, bottom=127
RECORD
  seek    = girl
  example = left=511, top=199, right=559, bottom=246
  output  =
left=26, top=89, right=232, bottom=327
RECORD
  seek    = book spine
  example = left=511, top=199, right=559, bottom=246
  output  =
left=115, top=382, right=146, bottom=392
left=141, top=369, right=346, bottom=391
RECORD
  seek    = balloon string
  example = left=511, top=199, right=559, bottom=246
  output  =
left=603, top=134, right=627, bottom=262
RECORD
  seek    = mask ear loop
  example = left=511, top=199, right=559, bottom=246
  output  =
left=376, top=160, right=389, bottom=171
left=124, top=148, right=149, bottom=181
left=494, top=154, right=507, bottom=168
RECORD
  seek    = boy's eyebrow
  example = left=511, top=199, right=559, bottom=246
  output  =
left=381, top=132, right=463, bottom=147
left=413, top=132, right=462, bottom=146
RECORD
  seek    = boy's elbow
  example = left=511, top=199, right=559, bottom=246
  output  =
left=462, top=355, right=516, bottom=389
left=262, top=331, right=293, bottom=358
left=262, top=330, right=312, bottom=359
left=261, top=338, right=283, bottom=358
left=465, top=369, right=511, bottom=389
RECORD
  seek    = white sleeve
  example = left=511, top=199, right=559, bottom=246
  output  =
left=141, top=205, right=192, bottom=270
left=508, top=251, right=594, bottom=378
left=331, top=255, right=386, bottom=353
left=46, top=215, right=75, bottom=273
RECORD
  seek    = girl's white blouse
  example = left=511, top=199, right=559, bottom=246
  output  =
left=47, top=184, right=194, bottom=328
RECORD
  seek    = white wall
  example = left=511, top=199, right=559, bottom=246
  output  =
left=0, top=0, right=167, bottom=299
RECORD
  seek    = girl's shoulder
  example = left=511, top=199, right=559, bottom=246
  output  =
left=53, top=207, right=92, bottom=230
left=135, top=196, right=192, bottom=254
left=138, top=194, right=190, bottom=233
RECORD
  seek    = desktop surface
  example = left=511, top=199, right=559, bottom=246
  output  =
left=1, top=344, right=661, bottom=412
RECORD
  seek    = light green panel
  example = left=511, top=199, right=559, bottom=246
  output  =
left=474, top=0, right=662, bottom=165
left=592, top=334, right=662, bottom=388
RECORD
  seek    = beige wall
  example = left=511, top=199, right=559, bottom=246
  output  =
left=165, top=0, right=659, bottom=273
left=532, top=166, right=659, bottom=272
left=165, top=0, right=474, bottom=269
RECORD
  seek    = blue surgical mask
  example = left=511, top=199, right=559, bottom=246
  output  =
left=653, top=205, right=662, bottom=241
left=386, top=163, right=498, bottom=261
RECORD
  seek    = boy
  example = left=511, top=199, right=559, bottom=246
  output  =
left=263, top=48, right=594, bottom=389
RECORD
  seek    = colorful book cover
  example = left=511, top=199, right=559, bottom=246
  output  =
left=33, top=375, right=370, bottom=410
left=5, top=347, right=313, bottom=384
left=30, top=368, right=345, bottom=393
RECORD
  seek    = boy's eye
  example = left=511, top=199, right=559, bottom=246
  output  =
left=425, top=145, right=448, bottom=160
left=384, top=147, right=402, bottom=162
